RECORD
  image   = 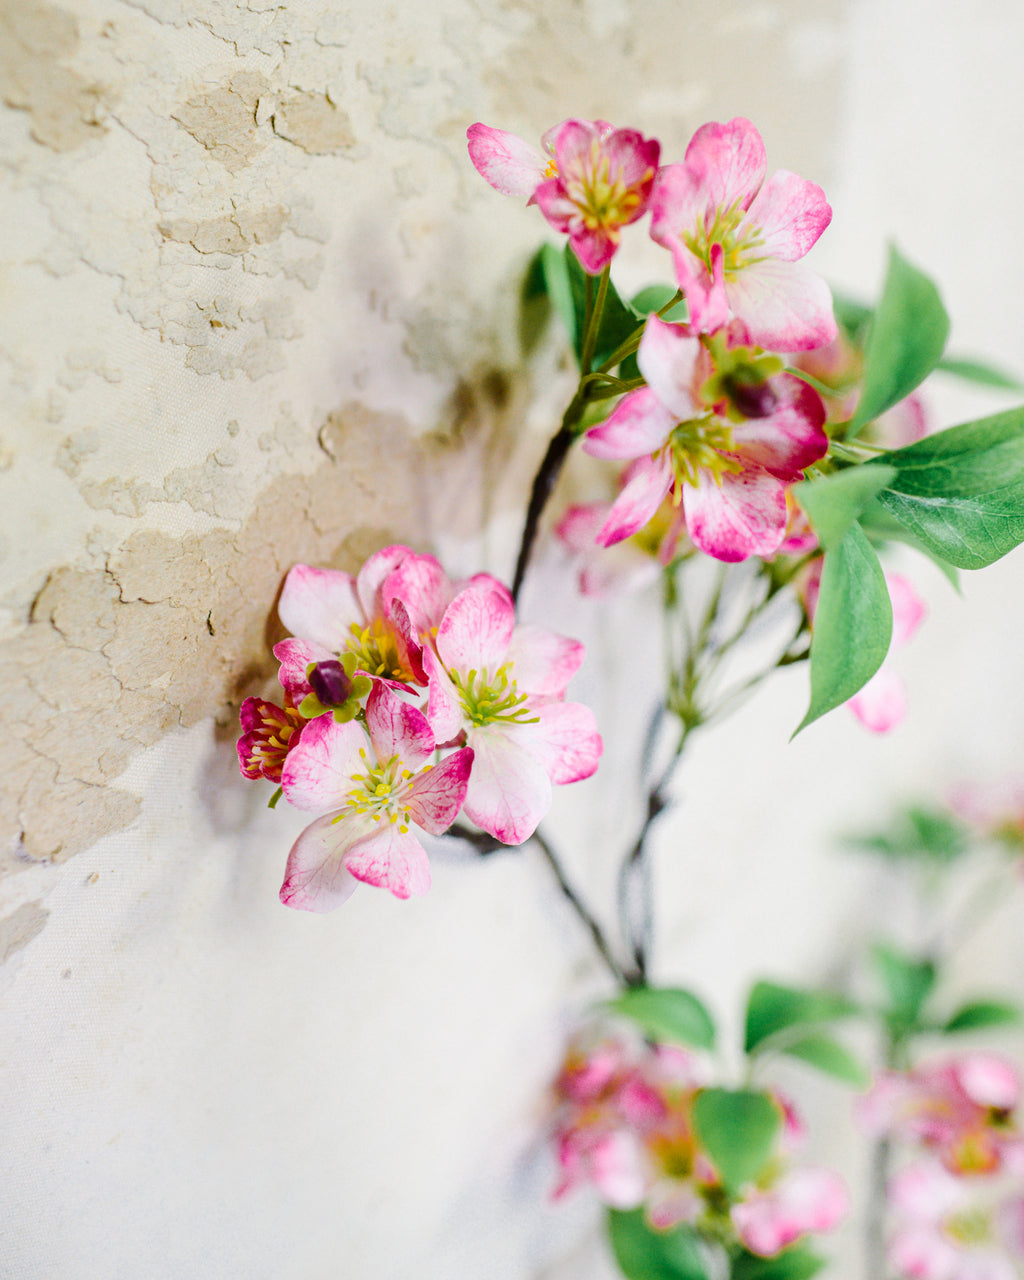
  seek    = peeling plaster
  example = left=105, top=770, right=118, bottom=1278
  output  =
left=0, top=901, right=49, bottom=964
left=4, top=381, right=525, bottom=876
left=0, top=0, right=109, bottom=152
left=271, top=91, right=356, bottom=155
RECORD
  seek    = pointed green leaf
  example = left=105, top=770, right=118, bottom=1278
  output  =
left=732, top=1244, right=826, bottom=1280
left=943, top=1000, right=1023, bottom=1033
left=850, top=246, right=949, bottom=436
left=937, top=356, right=1023, bottom=391
left=865, top=407, right=1024, bottom=568
left=607, top=1210, right=708, bottom=1280
left=745, top=981, right=860, bottom=1054
left=606, top=986, right=716, bottom=1051
left=795, top=523, right=892, bottom=735
left=692, top=1088, right=780, bottom=1195
left=793, top=466, right=897, bottom=551
left=872, top=942, right=936, bottom=1037
left=856, top=501, right=961, bottom=588
left=781, top=1034, right=871, bottom=1087
left=540, top=243, right=577, bottom=352
left=631, top=284, right=690, bottom=323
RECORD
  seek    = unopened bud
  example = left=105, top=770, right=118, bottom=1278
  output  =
left=309, top=659, right=353, bottom=707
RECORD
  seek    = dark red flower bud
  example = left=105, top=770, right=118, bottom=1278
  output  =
left=309, top=659, right=354, bottom=708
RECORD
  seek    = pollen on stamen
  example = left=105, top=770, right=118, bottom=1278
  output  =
left=402, top=770, right=412, bottom=780
left=399, top=824, right=409, bottom=834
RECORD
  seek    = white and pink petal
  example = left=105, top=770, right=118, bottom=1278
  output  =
left=594, top=452, right=674, bottom=547
left=684, top=466, right=788, bottom=562
left=281, top=714, right=367, bottom=812
left=278, top=564, right=361, bottom=650
left=364, top=683, right=435, bottom=769
left=435, top=580, right=515, bottom=672
left=279, top=811, right=361, bottom=913
left=463, top=725, right=553, bottom=845
left=405, top=747, right=474, bottom=835
left=344, top=825, right=431, bottom=899
left=505, top=624, right=585, bottom=697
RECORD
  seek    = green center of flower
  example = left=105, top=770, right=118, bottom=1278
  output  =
left=450, top=662, right=540, bottom=728
left=340, top=748, right=423, bottom=834
left=565, top=142, right=652, bottom=234
left=667, top=416, right=742, bottom=492
left=683, top=198, right=766, bottom=277
left=344, top=618, right=415, bottom=683
left=944, top=1206, right=993, bottom=1247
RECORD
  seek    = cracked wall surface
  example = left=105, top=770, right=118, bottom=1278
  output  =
left=1, top=0, right=843, bottom=892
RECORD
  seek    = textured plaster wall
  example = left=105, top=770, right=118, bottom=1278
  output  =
left=2, top=2, right=1024, bottom=1278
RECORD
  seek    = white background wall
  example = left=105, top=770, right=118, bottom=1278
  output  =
left=3, top=2, right=1024, bottom=1277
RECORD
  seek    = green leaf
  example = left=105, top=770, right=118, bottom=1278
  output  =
left=856, top=502, right=961, bottom=588
left=745, top=981, right=859, bottom=1054
left=732, top=1244, right=826, bottom=1280
left=607, top=1210, right=708, bottom=1280
left=872, top=942, right=936, bottom=1036
left=538, top=243, right=645, bottom=372
left=794, top=523, right=892, bottom=735
left=607, top=986, right=716, bottom=1051
left=844, top=805, right=968, bottom=865
left=781, top=1034, right=871, bottom=1087
left=631, top=284, right=690, bottom=323
left=540, top=243, right=577, bottom=352
left=943, top=1000, right=1023, bottom=1033
left=692, top=1088, right=780, bottom=1195
left=937, top=356, right=1024, bottom=391
left=518, top=246, right=552, bottom=354
left=865, top=407, right=1024, bottom=568
left=793, top=466, right=897, bottom=551
left=850, top=246, right=950, bottom=436
left=830, top=290, right=873, bottom=341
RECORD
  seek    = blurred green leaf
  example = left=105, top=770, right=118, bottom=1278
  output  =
left=692, top=1088, right=780, bottom=1196
left=631, top=284, right=690, bottom=323
left=937, top=356, right=1023, bottom=391
left=943, top=1000, right=1023, bottom=1033
left=540, top=243, right=578, bottom=352
left=872, top=942, right=936, bottom=1038
left=865, top=407, right=1024, bottom=568
left=830, top=290, right=873, bottom=341
left=732, top=1244, right=827, bottom=1280
left=844, top=805, right=968, bottom=865
left=549, top=243, right=642, bottom=371
left=607, top=1210, right=708, bottom=1280
left=745, top=981, right=859, bottom=1054
left=850, top=247, right=949, bottom=436
left=794, top=466, right=897, bottom=551
left=518, top=246, right=553, bottom=354
left=781, top=1034, right=871, bottom=1088
left=794, top=523, right=892, bottom=735
left=607, top=986, right=716, bottom=1051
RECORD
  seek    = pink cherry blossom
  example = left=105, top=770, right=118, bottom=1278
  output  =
left=858, top=1054, right=1022, bottom=1176
left=650, top=117, right=835, bottom=350
left=582, top=315, right=828, bottom=562
left=278, top=683, right=473, bottom=910
left=422, top=578, right=602, bottom=844
left=888, top=1159, right=1024, bottom=1280
left=469, top=118, right=660, bottom=273
left=554, top=491, right=670, bottom=597
left=236, top=695, right=306, bottom=783
left=274, top=545, right=450, bottom=701
left=732, top=1167, right=849, bottom=1257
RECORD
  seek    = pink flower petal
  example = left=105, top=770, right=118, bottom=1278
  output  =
left=636, top=317, right=704, bottom=422
left=505, top=624, right=585, bottom=697
left=467, top=123, right=550, bottom=199
left=435, top=580, right=515, bottom=672
left=746, top=168, right=833, bottom=261
left=731, top=374, right=828, bottom=480
left=522, top=701, right=603, bottom=784
left=355, top=544, right=414, bottom=620
left=463, top=725, right=552, bottom=844
left=848, top=665, right=906, bottom=733
left=405, top=746, right=474, bottom=835
left=726, top=257, right=838, bottom=351
left=280, top=714, right=366, bottom=811
left=583, top=386, right=676, bottom=461
left=422, top=647, right=466, bottom=744
left=684, top=466, right=787, bottom=562
left=279, top=810, right=360, bottom=912
left=888, top=573, right=927, bottom=648
left=364, top=682, right=435, bottom=769
left=381, top=552, right=454, bottom=637
left=683, top=117, right=767, bottom=212
left=274, top=636, right=336, bottom=701
left=344, top=825, right=431, bottom=899
left=594, top=452, right=674, bottom=546
left=278, top=564, right=360, bottom=650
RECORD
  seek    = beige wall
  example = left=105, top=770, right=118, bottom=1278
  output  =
left=2, top=2, right=1023, bottom=1277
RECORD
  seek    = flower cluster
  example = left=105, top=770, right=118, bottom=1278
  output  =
left=238, top=545, right=602, bottom=911
left=471, top=114, right=836, bottom=565
left=860, top=1054, right=1024, bottom=1279
left=551, top=1024, right=847, bottom=1256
